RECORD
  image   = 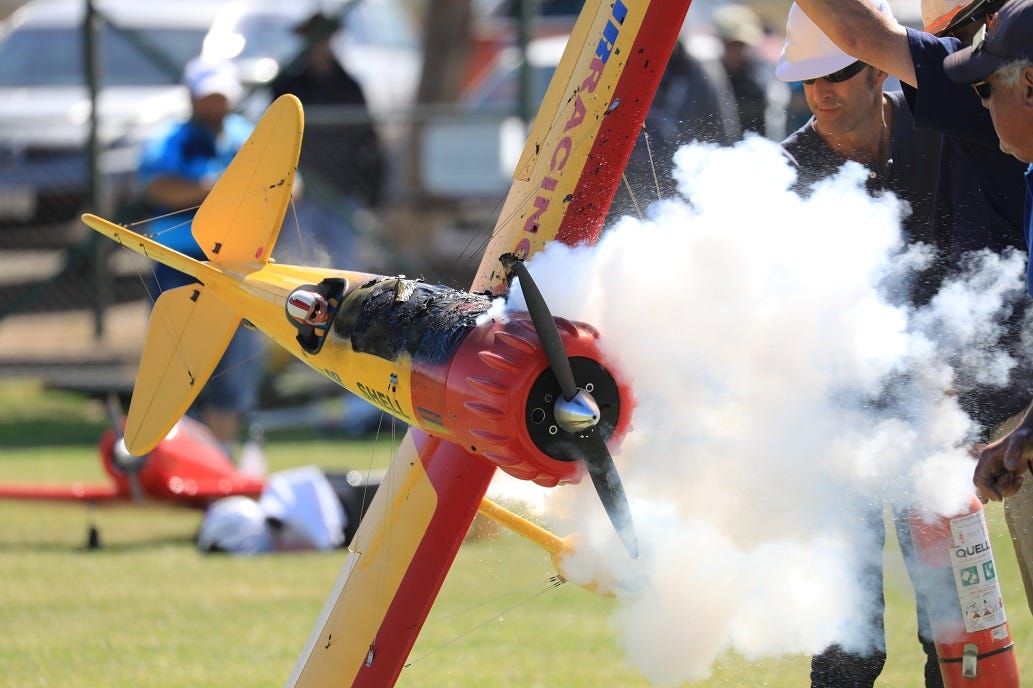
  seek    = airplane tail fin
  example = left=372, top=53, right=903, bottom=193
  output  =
left=90, top=94, right=305, bottom=455
left=192, top=94, right=304, bottom=265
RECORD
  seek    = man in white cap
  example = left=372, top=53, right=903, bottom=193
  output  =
left=789, top=0, right=1033, bottom=617
left=776, top=8, right=944, bottom=687
left=778, top=1, right=940, bottom=288
left=135, top=56, right=266, bottom=458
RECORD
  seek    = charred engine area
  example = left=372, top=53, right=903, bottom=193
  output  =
left=334, top=277, right=492, bottom=364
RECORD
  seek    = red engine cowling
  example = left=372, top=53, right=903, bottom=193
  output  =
left=908, top=493, right=1020, bottom=686
left=411, top=314, right=634, bottom=487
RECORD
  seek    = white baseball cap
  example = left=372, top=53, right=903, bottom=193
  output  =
left=182, top=56, right=243, bottom=104
left=775, top=0, right=894, bottom=82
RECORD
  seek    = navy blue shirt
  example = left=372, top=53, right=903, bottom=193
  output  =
left=902, top=28, right=1027, bottom=265
left=902, top=27, right=1032, bottom=433
left=782, top=89, right=940, bottom=249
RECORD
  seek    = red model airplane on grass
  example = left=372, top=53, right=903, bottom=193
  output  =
left=0, top=396, right=264, bottom=548
left=0, top=396, right=263, bottom=508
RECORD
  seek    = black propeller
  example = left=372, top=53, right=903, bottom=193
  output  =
left=509, top=259, right=638, bottom=558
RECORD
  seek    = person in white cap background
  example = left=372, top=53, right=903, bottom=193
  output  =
left=134, top=56, right=267, bottom=458
left=788, top=0, right=1033, bottom=618
left=775, top=9, right=944, bottom=687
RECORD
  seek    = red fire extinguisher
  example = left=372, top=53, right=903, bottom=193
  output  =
left=908, top=493, right=1020, bottom=686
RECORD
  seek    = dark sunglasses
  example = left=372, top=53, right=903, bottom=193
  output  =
left=801, top=61, right=867, bottom=85
left=972, top=79, right=992, bottom=99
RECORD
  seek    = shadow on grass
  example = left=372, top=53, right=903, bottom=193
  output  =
left=0, top=532, right=196, bottom=553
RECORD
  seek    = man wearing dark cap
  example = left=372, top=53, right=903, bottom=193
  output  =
left=942, top=0, right=1033, bottom=167
left=955, top=0, right=1033, bottom=605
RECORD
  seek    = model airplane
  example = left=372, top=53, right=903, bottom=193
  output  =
left=0, top=397, right=263, bottom=508
left=82, top=0, right=693, bottom=685
left=0, top=394, right=265, bottom=547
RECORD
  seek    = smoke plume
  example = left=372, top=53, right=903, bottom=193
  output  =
left=487, top=135, right=1027, bottom=683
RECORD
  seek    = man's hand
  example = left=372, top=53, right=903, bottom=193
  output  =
left=974, top=426, right=1033, bottom=502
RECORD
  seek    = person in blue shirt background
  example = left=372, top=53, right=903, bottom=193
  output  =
left=135, top=56, right=266, bottom=458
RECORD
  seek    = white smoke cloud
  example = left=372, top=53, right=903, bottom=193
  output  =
left=487, top=135, right=1027, bottom=683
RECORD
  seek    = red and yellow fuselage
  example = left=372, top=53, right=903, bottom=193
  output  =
left=83, top=0, right=694, bottom=685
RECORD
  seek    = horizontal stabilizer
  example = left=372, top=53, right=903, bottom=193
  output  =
left=82, top=213, right=209, bottom=284
left=193, top=93, right=304, bottom=265
left=125, top=284, right=242, bottom=455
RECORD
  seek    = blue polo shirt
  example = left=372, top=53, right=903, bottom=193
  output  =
left=134, top=112, right=263, bottom=416
left=136, top=113, right=254, bottom=264
left=902, top=28, right=1027, bottom=266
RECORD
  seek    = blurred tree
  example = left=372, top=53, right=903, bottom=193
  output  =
left=416, top=0, right=473, bottom=104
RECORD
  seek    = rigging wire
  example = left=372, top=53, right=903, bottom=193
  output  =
left=619, top=128, right=665, bottom=223
left=402, top=575, right=566, bottom=668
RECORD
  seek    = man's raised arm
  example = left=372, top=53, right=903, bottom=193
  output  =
left=793, top=0, right=918, bottom=86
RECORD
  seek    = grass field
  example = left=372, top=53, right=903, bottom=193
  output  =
left=0, top=379, right=1030, bottom=687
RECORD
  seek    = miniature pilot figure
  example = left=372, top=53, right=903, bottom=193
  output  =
left=287, top=289, right=330, bottom=326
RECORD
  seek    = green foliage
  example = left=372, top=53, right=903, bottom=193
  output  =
left=0, top=379, right=107, bottom=447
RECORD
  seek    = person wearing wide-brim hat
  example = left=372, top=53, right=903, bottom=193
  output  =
left=292, top=10, right=343, bottom=42
left=268, top=9, right=385, bottom=269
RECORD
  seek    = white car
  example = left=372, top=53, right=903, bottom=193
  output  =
left=0, top=0, right=225, bottom=228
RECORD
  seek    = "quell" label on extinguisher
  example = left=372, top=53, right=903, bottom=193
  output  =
left=949, top=510, right=1007, bottom=633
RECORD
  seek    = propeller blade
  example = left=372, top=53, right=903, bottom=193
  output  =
left=106, top=393, right=144, bottom=502
left=105, top=392, right=124, bottom=439
left=508, top=258, right=638, bottom=558
left=579, top=429, right=638, bottom=558
left=511, top=261, right=578, bottom=401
